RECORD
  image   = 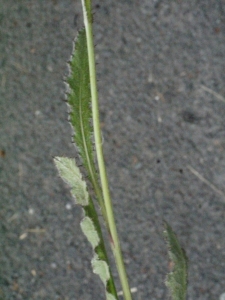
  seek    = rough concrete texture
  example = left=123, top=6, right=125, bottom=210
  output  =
left=1, top=0, right=225, bottom=299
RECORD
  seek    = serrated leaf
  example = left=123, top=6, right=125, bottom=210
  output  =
left=67, top=29, right=106, bottom=216
left=80, top=216, right=100, bottom=249
left=164, top=222, right=188, bottom=300
left=67, top=29, right=93, bottom=171
left=67, top=29, right=102, bottom=204
left=54, top=157, right=89, bottom=206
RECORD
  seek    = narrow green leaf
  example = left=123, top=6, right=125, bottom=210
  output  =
left=54, top=157, right=89, bottom=206
left=164, top=222, right=188, bottom=300
left=67, top=29, right=105, bottom=212
left=67, top=29, right=94, bottom=177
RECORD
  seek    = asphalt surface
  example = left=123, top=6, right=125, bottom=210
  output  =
left=1, top=1, right=225, bottom=299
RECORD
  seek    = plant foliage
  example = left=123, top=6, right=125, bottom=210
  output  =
left=164, top=222, right=188, bottom=300
left=67, top=28, right=105, bottom=213
left=54, top=1, right=189, bottom=299
left=54, top=157, right=118, bottom=300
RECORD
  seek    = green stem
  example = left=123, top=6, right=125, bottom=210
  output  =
left=81, top=1, right=132, bottom=300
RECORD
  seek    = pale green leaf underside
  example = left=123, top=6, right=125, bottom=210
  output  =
left=80, top=216, right=100, bottom=248
left=92, top=254, right=110, bottom=286
left=54, top=157, right=89, bottom=206
left=164, top=222, right=188, bottom=300
left=54, top=156, right=118, bottom=299
left=81, top=214, right=117, bottom=299
left=106, top=293, right=117, bottom=300
left=83, top=218, right=117, bottom=300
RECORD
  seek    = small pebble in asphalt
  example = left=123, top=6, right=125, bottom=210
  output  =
left=51, top=263, right=57, bottom=269
left=220, top=293, right=225, bottom=300
left=66, top=203, right=72, bottom=210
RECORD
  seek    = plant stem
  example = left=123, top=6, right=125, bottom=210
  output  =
left=81, top=1, right=132, bottom=300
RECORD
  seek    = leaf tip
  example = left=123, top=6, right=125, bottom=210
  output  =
left=163, top=221, right=188, bottom=300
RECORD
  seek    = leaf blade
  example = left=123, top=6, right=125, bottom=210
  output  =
left=54, top=156, right=89, bottom=206
left=67, top=29, right=105, bottom=213
left=54, top=156, right=118, bottom=299
left=164, top=222, right=188, bottom=300
left=67, top=29, right=94, bottom=177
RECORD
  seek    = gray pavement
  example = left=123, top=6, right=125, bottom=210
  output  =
left=1, top=1, right=225, bottom=299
